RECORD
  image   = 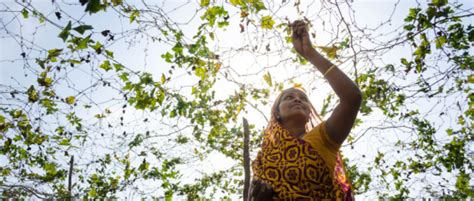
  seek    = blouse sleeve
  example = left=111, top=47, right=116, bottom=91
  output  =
left=302, top=121, right=343, bottom=175
left=309, top=120, right=341, bottom=153
left=319, top=121, right=341, bottom=152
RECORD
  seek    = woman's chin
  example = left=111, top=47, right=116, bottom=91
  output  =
left=287, top=113, right=309, bottom=122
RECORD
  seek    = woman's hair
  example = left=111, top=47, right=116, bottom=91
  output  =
left=270, top=87, right=323, bottom=132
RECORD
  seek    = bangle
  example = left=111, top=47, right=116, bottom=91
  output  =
left=323, top=65, right=337, bottom=77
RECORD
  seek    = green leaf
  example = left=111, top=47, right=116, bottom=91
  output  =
left=94, top=113, right=106, bottom=119
left=47, top=48, right=62, bottom=60
left=194, top=67, right=207, bottom=79
left=113, top=63, right=124, bottom=71
left=435, top=35, right=447, bottom=49
left=73, top=35, right=91, bottom=51
left=10, top=109, right=23, bottom=119
left=201, top=6, right=228, bottom=27
left=468, top=74, right=474, bottom=83
left=261, top=15, right=275, bottom=29
left=263, top=72, right=272, bottom=86
left=404, top=24, right=415, bottom=31
left=119, top=72, right=129, bottom=82
left=401, top=58, right=409, bottom=65
left=139, top=159, right=149, bottom=172
left=68, top=59, right=82, bottom=64
left=40, top=98, right=58, bottom=114
left=27, top=86, right=39, bottom=103
left=401, top=58, right=413, bottom=73
left=172, top=42, right=183, bottom=55
left=217, top=21, right=229, bottom=28
left=100, top=60, right=112, bottom=71
left=59, top=138, right=70, bottom=146
left=455, top=171, right=472, bottom=196
left=446, top=128, right=453, bottom=136
left=88, top=188, right=97, bottom=197
left=21, top=8, right=29, bottom=19
left=252, top=0, right=267, bottom=13
left=384, top=64, right=395, bottom=73
left=200, top=0, right=210, bottom=7
left=73, top=25, right=93, bottom=34
left=176, top=135, right=189, bottom=144
left=91, top=41, right=103, bottom=54
left=85, top=0, right=104, bottom=14
left=297, top=54, right=308, bottom=65
left=320, top=94, right=333, bottom=117
left=426, top=6, right=436, bottom=20
left=229, top=0, right=244, bottom=6
left=56, top=126, right=65, bottom=135
left=111, top=0, right=123, bottom=6
left=318, top=45, right=338, bottom=59
left=1, top=167, right=11, bottom=176
left=58, top=21, right=72, bottom=42
left=130, top=10, right=140, bottom=23
left=44, top=162, right=57, bottom=174
left=458, top=115, right=465, bottom=125
left=408, top=8, right=421, bottom=19
left=165, top=192, right=173, bottom=201
left=65, top=96, right=75, bottom=105
left=432, top=0, right=447, bottom=7
left=156, top=90, right=165, bottom=105
left=38, top=14, right=45, bottom=23
left=129, top=134, right=143, bottom=148
left=161, top=52, right=173, bottom=63
left=161, top=74, right=166, bottom=84
left=38, top=72, right=53, bottom=87
left=170, top=110, right=176, bottom=118
left=105, top=50, right=114, bottom=58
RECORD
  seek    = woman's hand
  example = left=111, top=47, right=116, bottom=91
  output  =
left=291, top=20, right=315, bottom=59
left=248, top=179, right=274, bottom=201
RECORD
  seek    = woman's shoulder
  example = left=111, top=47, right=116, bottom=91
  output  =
left=302, top=121, right=342, bottom=175
left=303, top=120, right=341, bottom=153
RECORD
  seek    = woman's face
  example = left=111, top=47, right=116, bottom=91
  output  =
left=277, top=89, right=311, bottom=123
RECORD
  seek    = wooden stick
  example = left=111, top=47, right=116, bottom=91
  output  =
left=243, top=117, right=250, bottom=201
left=68, top=155, right=74, bottom=199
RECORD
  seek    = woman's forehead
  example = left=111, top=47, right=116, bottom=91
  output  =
left=282, top=88, right=307, bottom=97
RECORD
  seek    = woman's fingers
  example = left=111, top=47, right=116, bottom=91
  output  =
left=297, top=26, right=303, bottom=34
left=292, top=19, right=304, bottom=26
left=292, top=22, right=303, bottom=30
left=292, top=20, right=307, bottom=38
left=292, top=28, right=300, bottom=40
left=298, top=23, right=307, bottom=32
left=294, top=21, right=305, bottom=30
left=293, top=27, right=302, bottom=38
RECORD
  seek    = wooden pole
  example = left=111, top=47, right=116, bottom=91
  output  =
left=243, top=117, right=250, bottom=201
left=68, top=155, right=74, bottom=200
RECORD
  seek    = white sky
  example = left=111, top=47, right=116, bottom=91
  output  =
left=1, top=0, right=472, bottom=199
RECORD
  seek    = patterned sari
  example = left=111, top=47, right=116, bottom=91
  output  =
left=252, top=119, right=354, bottom=200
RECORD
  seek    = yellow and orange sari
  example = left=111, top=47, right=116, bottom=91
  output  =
left=252, top=119, right=354, bottom=200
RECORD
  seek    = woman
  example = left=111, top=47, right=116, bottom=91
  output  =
left=248, top=20, right=362, bottom=200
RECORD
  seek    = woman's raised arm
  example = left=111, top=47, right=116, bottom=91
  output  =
left=291, top=20, right=362, bottom=144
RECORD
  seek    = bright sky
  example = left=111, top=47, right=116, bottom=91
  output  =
left=1, top=0, right=472, bottom=199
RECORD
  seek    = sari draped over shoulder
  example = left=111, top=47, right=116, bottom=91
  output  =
left=251, top=120, right=354, bottom=200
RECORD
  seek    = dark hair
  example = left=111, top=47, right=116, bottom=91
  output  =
left=270, top=87, right=322, bottom=132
